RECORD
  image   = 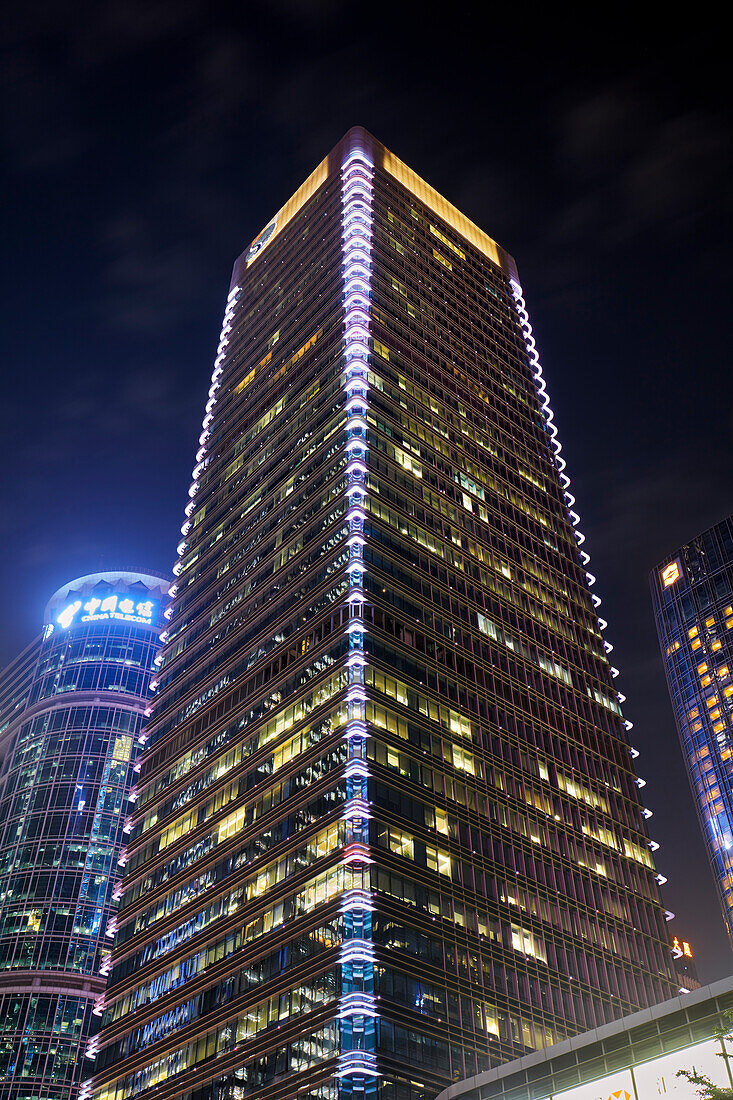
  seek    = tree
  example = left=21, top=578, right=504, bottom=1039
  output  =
left=676, top=1013, right=733, bottom=1099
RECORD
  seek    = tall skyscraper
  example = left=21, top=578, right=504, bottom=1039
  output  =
left=0, top=570, right=167, bottom=1099
left=652, top=517, right=733, bottom=944
left=90, top=128, right=676, bottom=1100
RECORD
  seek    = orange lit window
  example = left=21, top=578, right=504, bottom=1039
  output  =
left=714, top=721, right=726, bottom=733
left=710, top=709, right=722, bottom=720
left=718, top=667, right=730, bottom=678
left=713, top=640, right=722, bottom=651
left=689, top=707, right=700, bottom=719
left=726, top=618, right=733, bottom=630
left=701, top=675, right=713, bottom=688
left=698, top=662, right=709, bottom=674
left=689, top=627, right=699, bottom=638
left=706, top=616, right=716, bottom=627
left=707, top=695, right=720, bottom=707
left=692, top=639, right=702, bottom=650
left=692, top=721, right=703, bottom=731
left=725, top=606, right=733, bottom=616
left=725, top=686, right=733, bottom=698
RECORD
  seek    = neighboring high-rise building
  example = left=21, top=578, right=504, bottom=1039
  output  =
left=652, top=517, right=733, bottom=944
left=0, top=571, right=167, bottom=1100
left=90, top=128, right=677, bottom=1100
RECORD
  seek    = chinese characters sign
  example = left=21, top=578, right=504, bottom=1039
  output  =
left=55, top=594, right=157, bottom=630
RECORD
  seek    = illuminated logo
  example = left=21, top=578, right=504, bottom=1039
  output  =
left=246, top=217, right=278, bottom=264
left=672, top=936, right=693, bottom=958
left=662, top=561, right=681, bottom=588
left=56, top=594, right=157, bottom=630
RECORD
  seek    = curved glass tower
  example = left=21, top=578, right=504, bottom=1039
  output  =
left=0, top=570, right=167, bottom=1100
left=652, top=517, right=733, bottom=943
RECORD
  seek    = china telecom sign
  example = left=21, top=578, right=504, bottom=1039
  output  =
left=56, top=594, right=157, bottom=630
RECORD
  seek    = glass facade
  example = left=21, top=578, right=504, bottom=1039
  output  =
left=652, top=516, right=733, bottom=943
left=434, top=975, right=733, bottom=1100
left=0, top=570, right=168, bottom=1099
left=90, top=128, right=677, bottom=1100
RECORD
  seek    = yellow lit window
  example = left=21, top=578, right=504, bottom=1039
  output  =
left=714, top=721, right=726, bottom=733
left=429, top=224, right=466, bottom=259
left=718, top=666, right=730, bottom=679
left=452, top=745, right=476, bottom=776
left=698, top=663, right=709, bottom=674
left=726, top=606, right=733, bottom=616
left=689, top=707, right=700, bottom=719
left=710, top=709, right=722, bottom=720
left=689, top=626, right=699, bottom=638
left=433, top=248, right=453, bottom=271
left=727, top=618, right=733, bottom=630
left=713, top=640, right=722, bottom=651
left=724, top=686, right=733, bottom=698
left=234, top=367, right=255, bottom=395
left=706, top=617, right=716, bottom=627
left=692, top=640, right=702, bottom=650
left=701, top=675, right=712, bottom=688
left=707, top=695, right=720, bottom=707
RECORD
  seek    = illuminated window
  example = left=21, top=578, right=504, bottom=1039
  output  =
left=698, top=663, right=709, bottom=674
left=432, top=248, right=453, bottom=271
left=713, top=640, right=723, bottom=651
left=692, top=639, right=702, bottom=650
left=452, top=745, right=476, bottom=775
left=234, top=368, right=255, bottom=395
left=429, top=224, right=466, bottom=259
left=511, top=924, right=547, bottom=962
left=701, top=675, right=713, bottom=688
left=706, top=616, right=716, bottom=628
left=689, top=626, right=699, bottom=638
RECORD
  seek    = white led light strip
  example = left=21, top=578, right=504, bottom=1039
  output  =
left=339, top=147, right=379, bottom=1089
left=510, top=280, right=662, bottom=864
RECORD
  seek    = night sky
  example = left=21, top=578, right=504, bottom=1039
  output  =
left=2, top=4, right=731, bottom=983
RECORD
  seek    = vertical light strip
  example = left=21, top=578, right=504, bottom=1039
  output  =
left=510, top=279, right=663, bottom=869
left=338, top=148, right=379, bottom=1090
